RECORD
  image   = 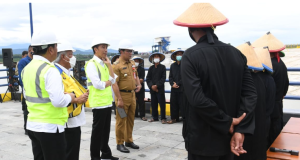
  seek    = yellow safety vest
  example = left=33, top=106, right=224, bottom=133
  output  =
left=21, top=59, right=68, bottom=126
left=55, top=65, right=88, bottom=117
left=84, top=58, right=113, bottom=108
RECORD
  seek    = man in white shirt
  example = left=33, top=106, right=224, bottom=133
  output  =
left=85, top=37, right=119, bottom=160
left=22, top=30, right=75, bottom=160
left=54, top=40, right=89, bottom=160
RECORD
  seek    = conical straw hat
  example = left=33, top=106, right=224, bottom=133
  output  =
left=171, top=50, right=185, bottom=61
left=252, top=32, right=285, bottom=52
left=132, top=56, right=144, bottom=63
left=149, top=52, right=165, bottom=64
left=173, top=3, right=228, bottom=27
left=236, top=42, right=264, bottom=71
left=254, top=47, right=273, bottom=73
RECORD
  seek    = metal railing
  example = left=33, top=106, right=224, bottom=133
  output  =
left=1, top=67, right=300, bottom=100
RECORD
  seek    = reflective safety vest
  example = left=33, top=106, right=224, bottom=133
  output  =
left=55, top=65, right=87, bottom=118
left=21, top=59, right=68, bottom=126
left=84, top=58, right=113, bottom=108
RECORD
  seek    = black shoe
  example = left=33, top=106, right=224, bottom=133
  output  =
left=110, top=156, right=119, bottom=160
left=117, top=144, right=130, bottom=153
left=125, top=142, right=139, bottom=149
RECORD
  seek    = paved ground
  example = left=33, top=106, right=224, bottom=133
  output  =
left=0, top=101, right=187, bottom=160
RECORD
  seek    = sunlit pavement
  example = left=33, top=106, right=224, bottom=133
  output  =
left=0, top=101, right=187, bottom=160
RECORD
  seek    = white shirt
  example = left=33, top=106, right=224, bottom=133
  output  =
left=85, top=55, right=117, bottom=109
left=25, top=55, right=72, bottom=133
left=55, top=63, right=86, bottom=128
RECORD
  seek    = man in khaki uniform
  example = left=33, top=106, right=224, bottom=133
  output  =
left=112, top=39, right=142, bottom=153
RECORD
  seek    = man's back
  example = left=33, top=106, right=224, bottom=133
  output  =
left=271, top=57, right=289, bottom=101
left=181, top=35, right=256, bottom=156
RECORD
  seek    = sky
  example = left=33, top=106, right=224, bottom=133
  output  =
left=0, top=0, right=299, bottom=52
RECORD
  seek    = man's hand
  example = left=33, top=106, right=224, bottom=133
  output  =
left=230, top=132, right=246, bottom=156
left=135, top=85, right=141, bottom=93
left=172, top=82, right=179, bottom=88
left=151, top=85, right=157, bottom=91
left=103, top=56, right=111, bottom=66
left=117, top=99, right=124, bottom=108
left=105, top=81, right=112, bottom=87
left=74, top=93, right=88, bottom=104
left=229, top=113, right=246, bottom=134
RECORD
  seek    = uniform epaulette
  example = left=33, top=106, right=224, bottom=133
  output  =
left=113, top=60, right=120, bottom=65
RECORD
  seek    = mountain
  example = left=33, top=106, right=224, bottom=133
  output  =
left=0, top=43, right=119, bottom=55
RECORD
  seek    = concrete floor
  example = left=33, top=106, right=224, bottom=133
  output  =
left=0, top=101, right=187, bottom=160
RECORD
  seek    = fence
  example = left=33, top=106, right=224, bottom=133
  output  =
left=1, top=67, right=300, bottom=100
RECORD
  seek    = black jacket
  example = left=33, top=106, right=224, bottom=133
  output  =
left=146, top=64, right=166, bottom=94
left=181, top=35, right=257, bottom=156
left=169, top=62, right=183, bottom=92
left=271, top=58, right=289, bottom=101
left=236, top=72, right=267, bottom=160
left=137, top=66, right=145, bottom=92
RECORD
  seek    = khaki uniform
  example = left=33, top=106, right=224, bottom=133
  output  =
left=113, top=57, right=138, bottom=145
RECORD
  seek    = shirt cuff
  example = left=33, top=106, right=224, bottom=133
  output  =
left=109, top=74, right=118, bottom=84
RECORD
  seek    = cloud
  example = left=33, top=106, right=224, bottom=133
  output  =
left=0, top=0, right=299, bottom=51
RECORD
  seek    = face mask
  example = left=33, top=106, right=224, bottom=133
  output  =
left=135, top=62, right=139, bottom=67
left=176, top=56, right=182, bottom=61
left=153, top=58, right=160, bottom=63
left=64, top=55, right=77, bottom=68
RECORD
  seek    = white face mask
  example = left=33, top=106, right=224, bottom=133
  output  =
left=153, top=58, right=160, bottom=63
left=135, top=62, right=139, bottom=67
left=64, top=55, right=77, bottom=68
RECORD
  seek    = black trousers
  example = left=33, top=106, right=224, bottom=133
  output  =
left=269, top=101, right=283, bottom=146
left=170, top=91, right=183, bottom=121
left=135, top=91, right=145, bottom=118
left=28, top=130, right=66, bottom=160
left=112, top=102, right=116, bottom=115
left=150, top=92, right=166, bottom=120
left=90, top=108, right=112, bottom=160
left=188, top=152, right=233, bottom=160
left=65, top=127, right=81, bottom=160
left=22, top=93, right=28, bottom=132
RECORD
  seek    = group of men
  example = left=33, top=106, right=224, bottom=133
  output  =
left=18, top=31, right=145, bottom=160
left=16, top=2, right=291, bottom=160
left=172, top=3, right=289, bottom=160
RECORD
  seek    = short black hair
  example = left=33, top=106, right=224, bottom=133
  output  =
left=22, top=51, right=28, bottom=56
left=33, top=44, right=56, bottom=55
left=92, top=45, right=99, bottom=54
left=28, top=45, right=32, bottom=50
left=119, top=49, right=125, bottom=54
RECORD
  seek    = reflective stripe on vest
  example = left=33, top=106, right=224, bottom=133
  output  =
left=22, top=63, right=51, bottom=103
left=22, top=59, right=68, bottom=126
left=84, top=58, right=113, bottom=108
left=86, top=65, right=101, bottom=86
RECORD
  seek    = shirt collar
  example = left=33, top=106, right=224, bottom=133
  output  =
left=119, top=57, right=130, bottom=64
left=93, top=55, right=104, bottom=65
left=25, top=55, right=32, bottom=61
left=33, top=55, right=51, bottom=63
left=55, top=63, right=71, bottom=76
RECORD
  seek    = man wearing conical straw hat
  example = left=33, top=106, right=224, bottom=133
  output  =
left=174, top=3, right=257, bottom=159
left=252, top=32, right=289, bottom=145
left=132, top=56, right=147, bottom=121
left=236, top=42, right=268, bottom=160
left=146, top=52, right=167, bottom=124
left=167, top=50, right=185, bottom=124
left=254, top=46, right=276, bottom=150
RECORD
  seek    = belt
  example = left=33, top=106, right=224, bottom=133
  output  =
left=120, top=90, right=134, bottom=93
